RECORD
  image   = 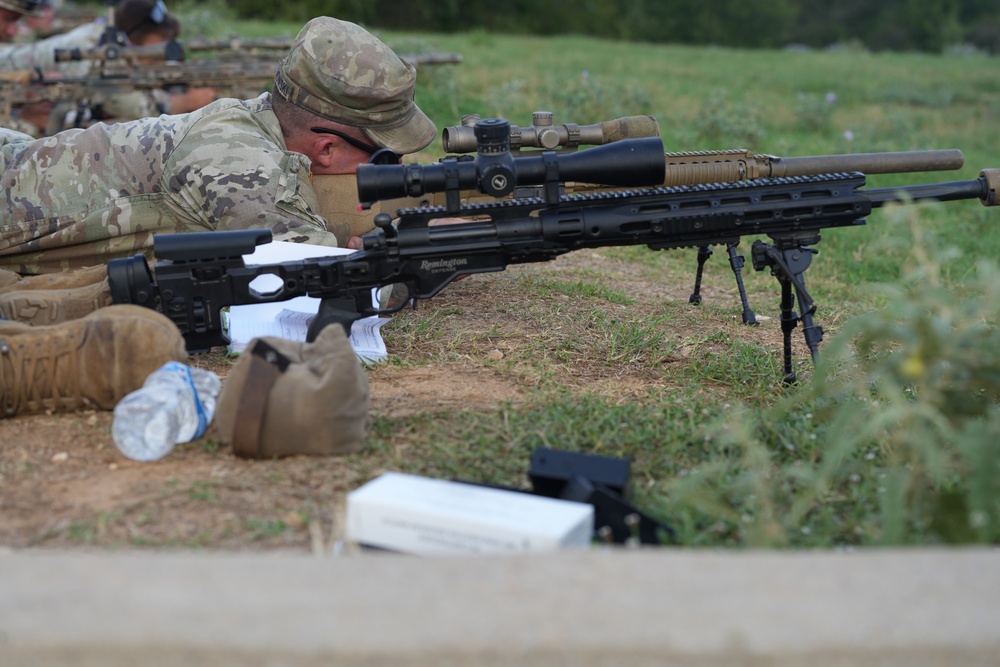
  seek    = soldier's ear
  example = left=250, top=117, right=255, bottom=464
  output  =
left=309, top=135, right=339, bottom=169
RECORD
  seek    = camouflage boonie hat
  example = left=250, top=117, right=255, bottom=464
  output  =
left=275, top=16, right=436, bottom=155
left=0, top=0, right=43, bottom=16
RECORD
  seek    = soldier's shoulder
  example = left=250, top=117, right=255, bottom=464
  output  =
left=40, top=21, right=104, bottom=49
left=179, top=95, right=280, bottom=143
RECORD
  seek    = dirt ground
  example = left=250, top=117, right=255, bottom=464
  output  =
left=0, top=250, right=815, bottom=552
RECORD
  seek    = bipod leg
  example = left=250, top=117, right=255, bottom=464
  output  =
left=688, top=245, right=713, bottom=305
left=777, top=278, right=798, bottom=383
left=726, top=242, right=757, bottom=325
left=751, top=239, right=825, bottom=383
left=307, top=296, right=362, bottom=342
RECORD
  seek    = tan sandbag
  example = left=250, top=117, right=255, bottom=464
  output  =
left=311, top=173, right=380, bottom=244
left=211, top=325, right=369, bottom=458
left=311, top=173, right=430, bottom=244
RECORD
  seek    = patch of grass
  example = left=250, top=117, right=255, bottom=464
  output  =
left=366, top=390, right=720, bottom=490
left=589, top=311, right=675, bottom=365
left=688, top=336, right=788, bottom=388
left=188, top=481, right=218, bottom=503
left=196, top=439, right=223, bottom=454
left=381, top=306, right=465, bottom=354
left=879, top=84, right=957, bottom=108
left=794, top=91, right=837, bottom=134
left=243, top=519, right=288, bottom=541
left=518, top=274, right=635, bottom=305
left=66, top=522, right=97, bottom=545
left=690, top=89, right=766, bottom=148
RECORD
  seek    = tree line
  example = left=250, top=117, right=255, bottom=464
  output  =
left=225, top=0, right=999, bottom=54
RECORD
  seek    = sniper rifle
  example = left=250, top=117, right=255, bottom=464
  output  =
left=107, top=118, right=999, bottom=383
left=438, top=111, right=966, bottom=325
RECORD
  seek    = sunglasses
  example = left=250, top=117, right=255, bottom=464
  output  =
left=149, top=0, right=167, bottom=24
left=310, top=127, right=401, bottom=164
left=310, top=127, right=381, bottom=154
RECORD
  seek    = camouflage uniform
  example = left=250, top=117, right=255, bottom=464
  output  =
left=0, top=125, right=33, bottom=144
left=0, top=92, right=337, bottom=274
left=1, top=115, right=40, bottom=137
left=275, top=17, right=435, bottom=154
left=0, top=16, right=435, bottom=275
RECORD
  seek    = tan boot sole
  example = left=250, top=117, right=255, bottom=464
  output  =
left=0, top=268, right=21, bottom=290
left=1, top=304, right=188, bottom=417
left=0, top=265, right=109, bottom=295
left=0, top=281, right=113, bottom=326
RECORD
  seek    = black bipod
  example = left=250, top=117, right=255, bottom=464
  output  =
left=688, top=242, right=758, bottom=325
left=751, top=237, right=824, bottom=384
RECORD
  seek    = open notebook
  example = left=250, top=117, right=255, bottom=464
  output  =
left=223, top=241, right=390, bottom=365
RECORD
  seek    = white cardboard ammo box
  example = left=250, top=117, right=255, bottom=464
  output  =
left=345, top=472, right=594, bottom=555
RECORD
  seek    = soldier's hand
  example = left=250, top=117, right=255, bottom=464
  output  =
left=169, top=87, right=217, bottom=114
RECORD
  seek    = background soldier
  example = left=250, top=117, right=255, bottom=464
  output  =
left=0, top=0, right=48, bottom=134
left=2, top=0, right=217, bottom=135
left=0, top=0, right=38, bottom=42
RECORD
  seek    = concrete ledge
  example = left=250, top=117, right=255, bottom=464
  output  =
left=1, top=548, right=998, bottom=666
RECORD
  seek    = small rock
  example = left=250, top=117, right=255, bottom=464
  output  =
left=487, top=349, right=504, bottom=361
left=51, top=452, right=68, bottom=463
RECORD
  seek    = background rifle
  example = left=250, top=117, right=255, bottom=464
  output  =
left=437, top=111, right=966, bottom=324
left=107, top=118, right=999, bottom=383
left=181, top=36, right=463, bottom=69
left=0, top=55, right=278, bottom=128
left=0, top=31, right=462, bottom=132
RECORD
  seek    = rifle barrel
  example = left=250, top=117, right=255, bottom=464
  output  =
left=773, top=149, right=964, bottom=177
left=660, top=148, right=966, bottom=187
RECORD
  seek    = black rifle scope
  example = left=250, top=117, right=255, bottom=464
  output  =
left=356, top=118, right=666, bottom=205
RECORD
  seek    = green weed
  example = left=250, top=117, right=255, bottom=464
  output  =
left=667, top=212, right=1000, bottom=546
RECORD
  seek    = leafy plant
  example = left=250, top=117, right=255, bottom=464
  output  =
left=669, top=208, right=1000, bottom=546
left=692, top=89, right=765, bottom=147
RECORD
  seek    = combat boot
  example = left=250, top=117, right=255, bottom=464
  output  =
left=0, top=277, right=114, bottom=326
left=0, top=268, right=21, bottom=290
left=0, top=265, right=108, bottom=295
left=0, top=304, right=188, bottom=418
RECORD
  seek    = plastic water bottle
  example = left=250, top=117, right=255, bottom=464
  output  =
left=112, top=361, right=222, bottom=462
